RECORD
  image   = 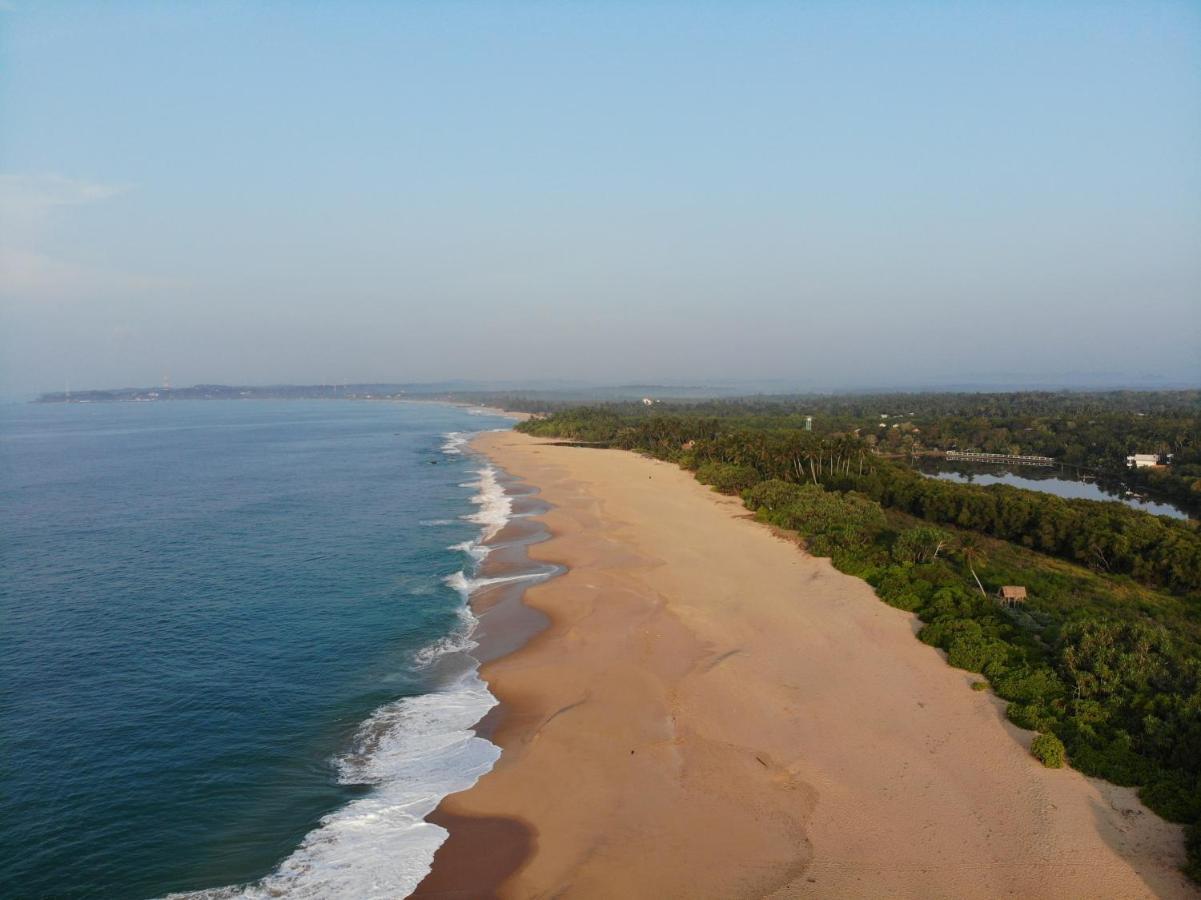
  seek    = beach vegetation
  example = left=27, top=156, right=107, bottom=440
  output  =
left=892, top=526, right=954, bottom=565
left=1031, top=733, right=1067, bottom=768
left=742, top=479, right=809, bottom=512
left=695, top=462, right=760, bottom=494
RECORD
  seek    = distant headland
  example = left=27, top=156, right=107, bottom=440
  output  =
left=35, top=383, right=439, bottom=403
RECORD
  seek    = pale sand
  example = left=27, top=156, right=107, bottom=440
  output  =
left=431, top=430, right=1193, bottom=899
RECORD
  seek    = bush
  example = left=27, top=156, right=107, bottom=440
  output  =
left=947, top=634, right=1009, bottom=674
left=885, top=591, right=924, bottom=612
left=992, top=667, right=1065, bottom=705
left=696, top=462, right=760, bottom=494
left=919, top=619, right=1008, bottom=673
left=742, top=479, right=810, bottom=511
left=1139, top=771, right=1201, bottom=823
left=971, top=681, right=988, bottom=691
left=829, top=554, right=880, bottom=579
left=788, top=493, right=885, bottom=546
left=1008, top=702, right=1058, bottom=732
left=1185, top=823, right=1201, bottom=883
left=871, top=567, right=919, bottom=598
left=808, top=523, right=876, bottom=556
left=892, top=526, right=954, bottom=565
left=1031, top=733, right=1067, bottom=768
left=924, top=584, right=986, bottom=620
left=1066, top=733, right=1151, bottom=786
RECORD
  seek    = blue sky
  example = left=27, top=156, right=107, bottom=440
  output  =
left=1, top=1, right=1199, bottom=394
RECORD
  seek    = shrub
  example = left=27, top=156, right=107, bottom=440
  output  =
left=1031, top=733, right=1067, bottom=768
left=1008, top=702, right=1058, bottom=732
left=696, top=462, right=760, bottom=494
left=971, top=681, right=988, bottom=691
left=947, top=634, right=1009, bottom=674
left=809, top=522, right=877, bottom=555
left=1140, top=771, right=1201, bottom=823
left=924, top=584, right=984, bottom=620
left=892, top=526, right=954, bottom=565
left=992, top=667, right=1065, bottom=705
left=742, top=479, right=810, bottom=511
left=871, top=568, right=926, bottom=604
left=1066, top=733, right=1151, bottom=786
left=1185, top=823, right=1201, bottom=883
left=885, top=591, right=924, bottom=612
left=830, top=554, right=880, bottom=580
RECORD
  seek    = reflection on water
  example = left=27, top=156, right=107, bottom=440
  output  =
left=917, top=463, right=1190, bottom=521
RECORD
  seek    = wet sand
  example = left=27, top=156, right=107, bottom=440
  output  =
left=416, top=431, right=1194, bottom=899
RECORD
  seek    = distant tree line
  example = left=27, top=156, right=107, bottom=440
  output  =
left=511, top=391, right=1201, bottom=513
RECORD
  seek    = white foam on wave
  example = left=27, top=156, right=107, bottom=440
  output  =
left=464, top=465, right=512, bottom=542
left=165, top=670, right=499, bottom=900
left=412, top=604, right=477, bottom=668
left=444, top=569, right=547, bottom=597
left=450, top=538, right=492, bottom=563
left=163, top=439, right=521, bottom=900
left=440, top=432, right=469, bottom=455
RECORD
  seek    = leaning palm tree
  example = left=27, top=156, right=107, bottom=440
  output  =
left=959, top=535, right=989, bottom=599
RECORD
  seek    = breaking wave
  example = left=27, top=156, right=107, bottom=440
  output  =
left=163, top=437, right=515, bottom=900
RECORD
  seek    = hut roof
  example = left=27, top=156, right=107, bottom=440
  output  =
left=999, top=586, right=1027, bottom=600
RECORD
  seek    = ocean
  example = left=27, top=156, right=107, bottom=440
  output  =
left=0, top=399, right=522, bottom=899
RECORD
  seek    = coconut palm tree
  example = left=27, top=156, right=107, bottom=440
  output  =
left=959, top=535, right=989, bottom=599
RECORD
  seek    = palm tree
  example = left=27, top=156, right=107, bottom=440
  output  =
left=959, top=535, right=989, bottom=599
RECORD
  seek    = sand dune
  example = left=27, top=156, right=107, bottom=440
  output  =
left=419, top=431, right=1193, bottom=899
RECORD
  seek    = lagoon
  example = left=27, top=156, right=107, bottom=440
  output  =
left=918, top=463, right=1190, bottom=521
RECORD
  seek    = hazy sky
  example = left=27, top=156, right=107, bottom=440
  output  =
left=1, top=1, right=1199, bottom=395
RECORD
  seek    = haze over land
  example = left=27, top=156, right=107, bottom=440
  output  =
left=2, top=2, right=1199, bottom=395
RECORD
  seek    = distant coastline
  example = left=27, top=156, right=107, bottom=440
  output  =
left=34, top=381, right=1201, bottom=408
left=30, top=382, right=531, bottom=423
left=33, top=382, right=492, bottom=404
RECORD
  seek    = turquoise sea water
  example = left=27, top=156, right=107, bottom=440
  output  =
left=0, top=400, right=514, bottom=899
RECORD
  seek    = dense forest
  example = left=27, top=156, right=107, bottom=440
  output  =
left=516, top=394, right=1201, bottom=880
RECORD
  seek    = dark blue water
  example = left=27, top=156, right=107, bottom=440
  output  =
left=0, top=400, right=513, bottom=899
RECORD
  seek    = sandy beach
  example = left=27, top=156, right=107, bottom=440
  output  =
left=416, top=431, right=1194, bottom=899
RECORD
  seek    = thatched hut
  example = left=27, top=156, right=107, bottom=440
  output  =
left=997, top=586, right=1027, bottom=608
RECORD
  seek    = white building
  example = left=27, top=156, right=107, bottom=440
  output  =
left=1126, top=454, right=1161, bottom=468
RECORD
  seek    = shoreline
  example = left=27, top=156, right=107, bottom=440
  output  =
left=413, top=459, right=554, bottom=897
left=416, top=431, right=1194, bottom=899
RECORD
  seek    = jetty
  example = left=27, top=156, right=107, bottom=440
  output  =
left=944, top=450, right=1055, bottom=467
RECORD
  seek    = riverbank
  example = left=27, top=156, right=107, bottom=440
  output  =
left=416, top=431, right=1193, bottom=898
